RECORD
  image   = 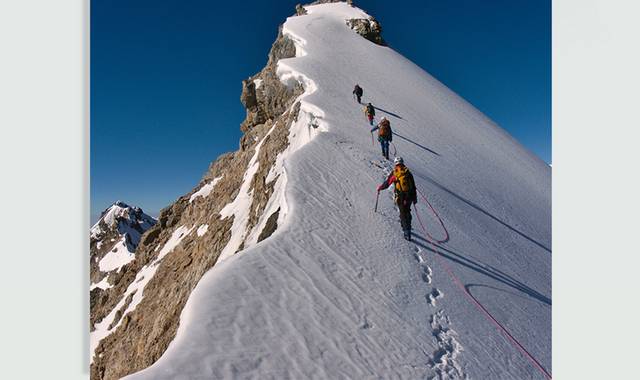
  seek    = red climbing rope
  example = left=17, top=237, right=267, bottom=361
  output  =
left=415, top=189, right=449, bottom=244
left=413, top=190, right=552, bottom=380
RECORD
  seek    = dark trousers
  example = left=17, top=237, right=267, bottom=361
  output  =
left=380, top=139, right=389, bottom=159
left=356, top=95, right=362, bottom=103
left=397, top=196, right=412, bottom=232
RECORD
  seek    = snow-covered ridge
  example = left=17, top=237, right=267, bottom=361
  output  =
left=123, top=2, right=550, bottom=379
left=214, top=15, right=331, bottom=262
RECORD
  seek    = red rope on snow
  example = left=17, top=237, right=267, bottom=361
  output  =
left=413, top=191, right=552, bottom=380
left=415, top=188, right=449, bottom=244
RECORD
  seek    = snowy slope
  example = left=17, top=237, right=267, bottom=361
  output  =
left=126, top=3, right=551, bottom=379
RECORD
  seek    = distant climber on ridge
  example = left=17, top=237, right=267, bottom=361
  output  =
left=353, top=84, right=363, bottom=103
left=371, top=116, right=392, bottom=160
left=377, top=156, right=418, bottom=241
left=364, top=102, right=376, bottom=125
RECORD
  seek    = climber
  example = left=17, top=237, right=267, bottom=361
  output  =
left=353, top=84, right=363, bottom=103
left=364, top=102, right=376, bottom=125
left=377, top=156, right=417, bottom=241
left=371, top=116, right=392, bottom=160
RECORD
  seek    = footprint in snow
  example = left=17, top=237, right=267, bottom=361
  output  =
left=427, top=288, right=443, bottom=306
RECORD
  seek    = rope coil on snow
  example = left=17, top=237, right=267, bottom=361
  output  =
left=413, top=190, right=552, bottom=379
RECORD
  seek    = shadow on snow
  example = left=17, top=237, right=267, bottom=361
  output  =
left=392, top=132, right=440, bottom=156
left=416, top=174, right=551, bottom=253
left=412, top=234, right=551, bottom=306
left=373, top=105, right=404, bottom=120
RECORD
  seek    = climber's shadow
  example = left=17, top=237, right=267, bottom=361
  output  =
left=412, top=235, right=551, bottom=306
left=416, top=174, right=551, bottom=253
left=392, top=132, right=440, bottom=156
left=373, top=106, right=403, bottom=120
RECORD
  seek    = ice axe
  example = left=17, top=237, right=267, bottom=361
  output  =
left=374, top=191, right=379, bottom=212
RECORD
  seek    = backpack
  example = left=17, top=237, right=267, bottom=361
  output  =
left=394, top=165, right=415, bottom=193
left=378, top=119, right=391, bottom=139
left=366, top=104, right=375, bottom=116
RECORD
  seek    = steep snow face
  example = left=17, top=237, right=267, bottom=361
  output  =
left=127, top=3, right=551, bottom=380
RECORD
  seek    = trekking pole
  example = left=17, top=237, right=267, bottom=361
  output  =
left=374, top=190, right=380, bottom=212
left=391, top=141, right=397, bottom=157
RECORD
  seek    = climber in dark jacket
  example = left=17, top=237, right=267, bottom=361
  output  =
left=352, top=84, right=363, bottom=103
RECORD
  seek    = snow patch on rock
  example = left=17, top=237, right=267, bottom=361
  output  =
left=98, top=237, right=134, bottom=272
left=196, top=224, right=208, bottom=237
left=90, top=277, right=113, bottom=291
left=189, top=176, right=223, bottom=203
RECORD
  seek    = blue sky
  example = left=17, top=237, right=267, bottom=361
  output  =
left=91, top=0, right=550, bottom=221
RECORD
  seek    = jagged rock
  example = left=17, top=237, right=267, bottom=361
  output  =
left=258, top=207, right=280, bottom=242
left=346, top=17, right=386, bottom=46
left=295, top=4, right=307, bottom=15
left=240, top=27, right=302, bottom=133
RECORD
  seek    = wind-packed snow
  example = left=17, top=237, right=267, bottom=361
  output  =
left=90, top=225, right=193, bottom=363
left=127, top=3, right=551, bottom=379
left=189, top=176, right=223, bottom=203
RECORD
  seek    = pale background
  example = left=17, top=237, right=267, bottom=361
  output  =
left=0, top=0, right=638, bottom=378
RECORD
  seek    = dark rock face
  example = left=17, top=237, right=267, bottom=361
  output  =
left=295, top=3, right=307, bottom=16
left=258, top=207, right=281, bottom=242
left=346, top=17, right=386, bottom=46
left=90, top=10, right=307, bottom=380
left=240, top=27, right=302, bottom=133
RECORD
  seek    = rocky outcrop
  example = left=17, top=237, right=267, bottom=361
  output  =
left=295, top=3, right=307, bottom=16
left=346, top=17, right=386, bottom=46
left=240, top=27, right=301, bottom=134
left=89, top=10, right=309, bottom=380
left=302, top=0, right=384, bottom=45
